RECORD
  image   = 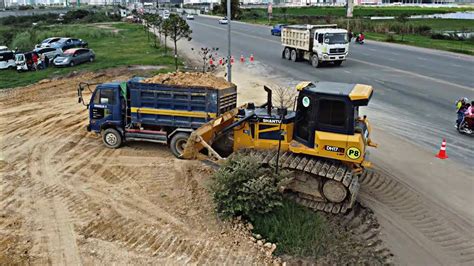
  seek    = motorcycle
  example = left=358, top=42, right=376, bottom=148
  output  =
left=355, top=35, right=365, bottom=45
left=457, top=115, right=474, bottom=136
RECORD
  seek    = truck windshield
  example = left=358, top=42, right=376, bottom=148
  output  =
left=324, top=33, right=348, bottom=44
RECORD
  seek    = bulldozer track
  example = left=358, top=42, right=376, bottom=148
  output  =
left=249, top=150, right=359, bottom=214
left=243, top=150, right=394, bottom=264
left=359, top=170, right=474, bottom=264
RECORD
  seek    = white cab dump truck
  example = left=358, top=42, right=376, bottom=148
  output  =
left=281, top=24, right=349, bottom=68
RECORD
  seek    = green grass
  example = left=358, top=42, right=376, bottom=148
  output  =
left=407, top=18, right=474, bottom=31
left=367, top=32, right=474, bottom=55
left=0, top=23, right=176, bottom=89
left=251, top=199, right=333, bottom=258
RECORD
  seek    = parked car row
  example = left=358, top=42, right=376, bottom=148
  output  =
left=1, top=37, right=94, bottom=72
left=35, top=37, right=88, bottom=50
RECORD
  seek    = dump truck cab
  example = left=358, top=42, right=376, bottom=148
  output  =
left=86, top=82, right=124, bottom=134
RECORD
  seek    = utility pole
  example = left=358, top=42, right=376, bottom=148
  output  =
left=226, top=0, right=231, bottom=82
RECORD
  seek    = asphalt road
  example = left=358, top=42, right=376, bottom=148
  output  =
left=186, top=16, right=474, bottom=167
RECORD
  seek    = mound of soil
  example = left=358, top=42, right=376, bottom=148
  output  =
left=142, top=72, right=233, bottom=90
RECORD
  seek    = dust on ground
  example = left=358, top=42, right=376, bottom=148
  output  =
left=142, top=72, right=233, bottom=90
left=0, top=68, right=274, bottom=265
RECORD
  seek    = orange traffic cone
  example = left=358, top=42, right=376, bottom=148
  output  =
left=435, top=138, right=448, bottom=159
left=249, top=54, right=254, bottom=62
left=240, top=54, right=245, bottom=63
left=209, top=58, right=214, bottom=65
left=219, top=57, right=223, bottom=65
left=230, top=56, right=234, bottom=64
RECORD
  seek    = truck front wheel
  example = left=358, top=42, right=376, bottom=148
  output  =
left=284, top=48, right=291, bottom=60
left=311, top=54, right=320, bottom=68
left=170, top=133, right=190, bottom=158
left=102, top=128, right=122, bottom=149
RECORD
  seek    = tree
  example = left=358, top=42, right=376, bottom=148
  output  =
left=218, top=0, right=241, bottom=20
left=396, top=13, right=409, bottom=42
left=150, top=14, right=162, bottom=48
left=163, top=14, right=192, bottom=71
left=142, top=13, right=152, bottom=42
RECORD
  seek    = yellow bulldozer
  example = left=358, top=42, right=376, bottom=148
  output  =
left=182, top=81, right=377, bottom=214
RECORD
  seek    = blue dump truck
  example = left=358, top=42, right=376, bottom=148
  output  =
left=77, top=75, right=237, bottom=157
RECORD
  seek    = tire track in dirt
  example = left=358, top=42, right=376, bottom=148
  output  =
left=359, top=169, right=474, bottom=265
left=1, top=71, right=273, bottom=265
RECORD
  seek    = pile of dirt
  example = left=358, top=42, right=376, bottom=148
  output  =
left=142, top=72, right=233, bottom=89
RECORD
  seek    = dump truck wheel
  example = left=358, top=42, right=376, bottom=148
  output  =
left=102, top=128, right=122, bottom=149
left=311, top=54, right=319, bottom=68
left=170, top=133, right=190, bottom=158
left=284, top=48, right=291, bottom=60
left=291, top=49, right=298, bottom=62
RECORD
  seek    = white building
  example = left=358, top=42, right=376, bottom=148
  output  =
left=183, top=0, right=220, bottom=4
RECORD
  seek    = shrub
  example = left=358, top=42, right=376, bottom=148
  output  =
left=415, top=25, right=431, bottom=35
left=10, top=31, right=34, bottom=51
left=211, top=153, right=288, bottom=220
left=385, top=32, right=396, bottom=42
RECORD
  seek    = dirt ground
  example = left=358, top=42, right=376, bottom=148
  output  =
left=0, top=69, right=275, bottom=265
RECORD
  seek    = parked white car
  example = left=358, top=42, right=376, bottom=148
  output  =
left=0, top=50, right=16, bottom=70
left=36, top=37, right=62, bottom=48
left=186, top=14, right=194, bottom=20
left=218, top=17, right=229, bottom=24
left=34, top=47, right=63, bottom=63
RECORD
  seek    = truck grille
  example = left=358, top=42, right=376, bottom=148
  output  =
left=329, top=48, right=345, bottom=54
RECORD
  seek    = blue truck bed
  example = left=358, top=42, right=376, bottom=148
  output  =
left=127, top=77, right=237, bottom=129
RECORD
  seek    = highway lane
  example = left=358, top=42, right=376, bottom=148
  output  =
left=186, top=16, right=474, bottom=167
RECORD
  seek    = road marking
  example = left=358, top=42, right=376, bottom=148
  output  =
left=417, top=57, right=428, bottom=61
left=349, top=58, right=474, bottom=92
left=193, top=21, right=474, bottom=93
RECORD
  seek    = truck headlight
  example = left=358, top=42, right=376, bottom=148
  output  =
left=323, top=54, right=329, bottom=59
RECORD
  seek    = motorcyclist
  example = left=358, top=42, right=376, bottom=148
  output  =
left=356, top=32, right=365, bottom=44
left=465, top=101, right=474, bottom=116
left=455, top=97, right=469, bottom=128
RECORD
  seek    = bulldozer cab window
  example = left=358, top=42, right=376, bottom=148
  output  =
left=294, top=94, right=317, bottom=147
left=318, top=100, right=346, bottom=127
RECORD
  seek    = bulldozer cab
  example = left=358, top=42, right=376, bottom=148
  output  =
left=294, top=82, right=373, bottom=148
